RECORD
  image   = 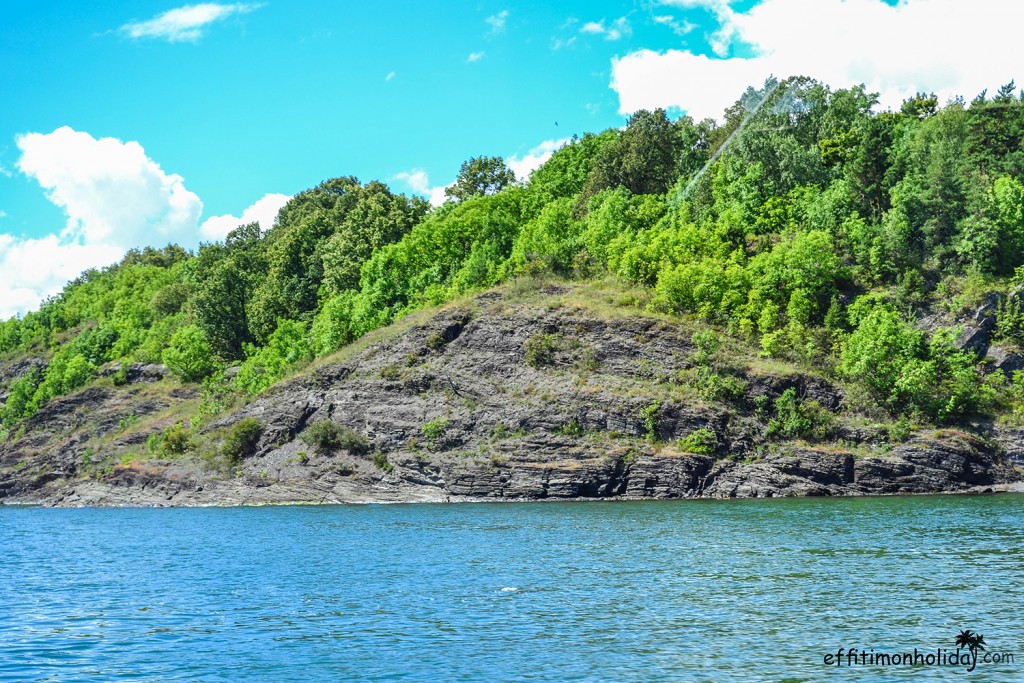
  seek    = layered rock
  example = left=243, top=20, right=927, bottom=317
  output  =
left=1, top=286, right=1021, bottom=507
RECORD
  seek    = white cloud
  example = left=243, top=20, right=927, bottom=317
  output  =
left=5, top=126, right=284, bottom=317
left=614, top=0, right=1024, bottom=121
left=653, top=14, right=696, bottom=36
left=393, top=170, right=448, bottom=206
left=551, top=36, right=577, bottom=50
left=580, top=17, right=631, bottom=41
left=486, top=10, right=509, bottom=33
left=467, top=51, right=485, bottom=63
left=0, top=234, right=123, bottom=319
left=120, top=2, right=261, bottom=42
left=16, top=127, right=203, bottom=248
left=658, top=0, right=735, bottom=55
left=2, top=126, right=204, bottom=317
left=199, top=192, right=291, bottom=241
left=385, top=70, right=396, bottom=81
left=507, top=138, right=571, bottom=182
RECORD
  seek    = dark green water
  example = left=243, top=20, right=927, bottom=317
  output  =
left=1, top=495, right=1022, bottom=681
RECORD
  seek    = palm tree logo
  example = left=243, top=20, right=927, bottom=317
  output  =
left=955, top=629, right=987, bottom=656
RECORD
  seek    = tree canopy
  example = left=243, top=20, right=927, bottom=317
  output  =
left=4, top=77, right=1024, bottom=431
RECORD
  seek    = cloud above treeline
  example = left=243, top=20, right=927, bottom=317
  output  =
left=613, top=0, right=1024, bottom=120
left=2, top=128, right=569, bottom=319
left=1, top=127, right=289, bottom=319
left=119, top=2, right=262, bottom=42
left=392, top=137, right=571, bottom=209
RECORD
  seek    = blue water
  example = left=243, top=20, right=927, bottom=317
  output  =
left=1, top=495, right=1023, bottom=682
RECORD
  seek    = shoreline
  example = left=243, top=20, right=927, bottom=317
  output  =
left=5, top=480, right=1023, bottom=509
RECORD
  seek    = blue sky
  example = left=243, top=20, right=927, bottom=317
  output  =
left=0, top=1, right=731, bottom=239
left=0, top=0, right=1021, bottom=317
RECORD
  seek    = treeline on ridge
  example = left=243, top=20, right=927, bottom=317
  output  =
left=3, top=76, right=1024, bottom=433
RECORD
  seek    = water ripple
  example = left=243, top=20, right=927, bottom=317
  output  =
left=1, top=495, right=1022, bottom=681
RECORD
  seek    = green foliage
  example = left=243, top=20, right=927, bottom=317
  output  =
left=508, top=198, right=581, bottom=273
left=558, top=417, right=585, bottom=436
left=678, top=428, right=718, bottom=455
left=310, top=290, right=357, bottom=356
left=222, top=418, right=264, bottom=465
left=148, top=422, right=194, bottom=457
left=162, top=325, right=218, bottom=383
left=301, top=420, right=369, bottom=455
left=838, top=306, right=990, bottom=421
left=524, top=333, right=556, bottom=368
left=690, top=368, right=747, bottom=404
left=583, top=109, right=702, bottom=202
left=996, top=292, right=1024, bottom=344
left=379, top=365, right=401, bottom=380
left=887, top=416, right=913, bottom=443
left=3, top=79, right=1024, bottom=436
left=692, top=329, right=720, bottom=364
left=765, top=389, right=833, bottom=440
left=685, top=329, right=747, bottom=403
left=639, top=400, right=661, bottom=441
left=445, top=156, right=516, bottom=202
left=0, top=367, right=42, bottom=427
left=372, top=452, right=393, bottom=472
left=420, top=417, right=450, bottom=441
left=1008, top=371, right=1024, bottom=416
left=426, top=333, right=446, bottom=351
left=235, top=319, right=312, bottom=395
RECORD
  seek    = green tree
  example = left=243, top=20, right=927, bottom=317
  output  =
left=320, top=181, right=427, bottom=295
left=583, top=109, right=686, bottom=201
left=445, top=156, right=516, bottom=202
left=162, top=325, right=218, bottom=383
left=192, top=223, right=267, bottom=359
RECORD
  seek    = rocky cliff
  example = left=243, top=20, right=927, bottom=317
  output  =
left=1, top=281, right=1021, bottom=506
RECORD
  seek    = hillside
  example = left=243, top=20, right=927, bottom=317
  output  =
left=3, top=76, right=1024, bottom=505
left=0, top=279, right=1020, bottom=506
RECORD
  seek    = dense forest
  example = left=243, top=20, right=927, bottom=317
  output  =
left=3, top=76, right=1024, bottom=438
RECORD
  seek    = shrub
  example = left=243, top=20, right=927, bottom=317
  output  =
left=639, top=400, right=661, bottom=441
left=379, top=365, right=401, bottom=380
left=235, top=319, right=313, bottom=395
left=838, top=307, right=990, bottom=422
left=301, top=420, right=369, bottom=455
left=525, top=333, right=557, bottom=368
left=421, top=417, right=450, bottom=441
left=222, top=417, right=263, bottom=464
left=887, top=415, right=912, bottom=443
left=111, top=363, right=130, bottom=387
left=766, top=388, right=833, bottom=440
left=692, top=329, right=721, bottom=364
left=679, top=428, right=718, bottom=455
left=162, top=325, right=218, bottom=383
left=996, top=294, right=1024, bottom=344
left=558, top=417, right=585, bottom=436
left=148, top=422, right=194, bottom=457
left=372, top=452, right=393, bottom=472
left=688, top=367, right=747, bottom=404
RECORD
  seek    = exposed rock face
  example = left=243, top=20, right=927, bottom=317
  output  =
left=98, top=362, right=170, bottom=383
left=986, top=345, right=1024, bottom=379
left=994, top=427, right=1024, bottom=467
left=1, top=288, right=1021, bottom=507
left=958, top=292, right=1002, bottom=356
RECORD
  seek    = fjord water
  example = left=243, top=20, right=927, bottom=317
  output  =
left=1, top=496, right=1022, bottom=682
